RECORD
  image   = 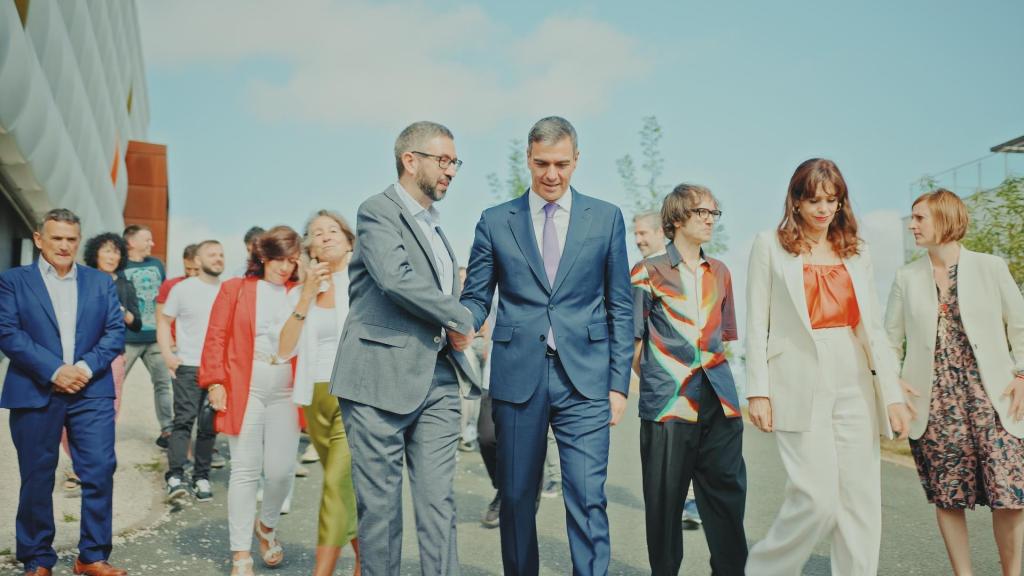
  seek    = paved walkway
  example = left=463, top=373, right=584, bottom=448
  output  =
left=0, top=364, right=1008, bottom=574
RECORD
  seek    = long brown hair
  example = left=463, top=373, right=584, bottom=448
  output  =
left=245, top=225, right=301, bottom=281
left=777, top=158, right=860, bottom=258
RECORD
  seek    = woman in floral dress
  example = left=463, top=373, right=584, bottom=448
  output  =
left=885, top=188, right=1024, bottom=576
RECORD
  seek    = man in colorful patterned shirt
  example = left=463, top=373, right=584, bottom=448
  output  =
left=631, top=184, right=747, bottom=576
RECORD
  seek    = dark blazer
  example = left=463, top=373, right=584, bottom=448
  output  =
left=461, top=188, right=634, bottom=402
left=114, top=272, right=142, bottom=333
left=0, top=262, right=125, bottom=409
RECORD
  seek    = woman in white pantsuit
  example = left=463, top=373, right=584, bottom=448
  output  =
left=745, top=158, right=912, bottom=576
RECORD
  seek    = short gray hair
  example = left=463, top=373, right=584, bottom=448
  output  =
left=632, top=210, right=661, bottom=229
left=394, top=121, right=454, bottom=177
left=527, top=116, right=577, bottom=154
left=38, top=208, right=80, bottom=231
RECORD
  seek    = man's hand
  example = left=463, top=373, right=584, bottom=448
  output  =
left=609, top=391, right=627, bottom=426
left=53, top=365, right=89, bottom=394
left=208, top=385, right=227, bottom=412
left=163, top=354, right=182, bottom=378
left=748, top=396, right=773, bottom=432
left=448, top=328, right=475, bottom=352
left=887, top=403, right=912, bottom=440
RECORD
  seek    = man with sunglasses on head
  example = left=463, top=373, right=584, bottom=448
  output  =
left=331, top=121, right=479, bottom=576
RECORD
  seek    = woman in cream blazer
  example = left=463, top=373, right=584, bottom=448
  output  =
left=884, top=189, right=1024, bottom=576
left=745, top=158, right=911, bottom=576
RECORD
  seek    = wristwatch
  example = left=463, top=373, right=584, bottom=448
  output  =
left=293, top=311, right=307, bottom=321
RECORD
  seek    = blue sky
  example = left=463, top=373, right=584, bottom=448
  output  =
left=139, top=0, right=1024, bottom=310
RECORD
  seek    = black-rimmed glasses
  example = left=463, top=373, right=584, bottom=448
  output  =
left=687, top=208, right=723, bottom=222
left=412, top=151, right=463, bottom=171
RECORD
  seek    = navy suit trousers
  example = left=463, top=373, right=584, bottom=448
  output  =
left=493, top=353, right=611, bottom=576
left=10, top=394, right=116, bottom=570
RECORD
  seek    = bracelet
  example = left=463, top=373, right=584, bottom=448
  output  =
left=292, top=311, right=307, bottom=321
left=208, top=383, right=224, bottom=392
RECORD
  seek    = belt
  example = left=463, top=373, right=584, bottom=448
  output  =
left=545, top=347, right=558, bottom=358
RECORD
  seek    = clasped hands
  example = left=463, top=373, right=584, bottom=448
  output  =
left=448, top=328, right=475, bottom=352
left=53, top=364, right=90, bottom=394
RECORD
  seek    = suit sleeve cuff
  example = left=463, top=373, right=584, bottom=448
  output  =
left=50, top=366, right=62, bottom=384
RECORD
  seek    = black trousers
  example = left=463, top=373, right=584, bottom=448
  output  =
left=477, top=390, right=499, bottom=490
left=640, top=373, right=748, bottom=576
left=167, top=365, right=216, bottom=481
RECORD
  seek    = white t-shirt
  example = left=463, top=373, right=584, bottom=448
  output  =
left=255, top=280, right=291, bottom=358
left=163, top=276, right=222, bottom=366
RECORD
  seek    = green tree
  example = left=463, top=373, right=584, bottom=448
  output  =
left=487, top=139, right=529, bottom=201
left=617, top=115, right=728, bottom=255
left=962, top=175, right=1024, bottom=286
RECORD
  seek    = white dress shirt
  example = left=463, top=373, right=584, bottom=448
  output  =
left=396, top=182, right=454, bottom=295
left=38, top=258, right=93, bottom=381
left=527, top=188, right=572, bottom=260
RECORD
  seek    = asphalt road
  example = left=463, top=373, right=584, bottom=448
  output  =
left=1, top=391, right=1010, bottom=575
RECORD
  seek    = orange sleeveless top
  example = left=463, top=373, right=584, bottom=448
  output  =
left=803, top=264, right=861, bottom=329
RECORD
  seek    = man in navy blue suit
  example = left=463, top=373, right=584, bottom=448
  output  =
left=459, top=117, right=633, bottom=575
left=0, top=209, right=127, bottom=576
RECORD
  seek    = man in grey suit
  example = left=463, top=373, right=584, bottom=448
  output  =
left=331, top=121, right=478, bottom=576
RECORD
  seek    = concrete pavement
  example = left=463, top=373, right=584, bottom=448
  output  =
left=0, top=368, right=1010, bottom=574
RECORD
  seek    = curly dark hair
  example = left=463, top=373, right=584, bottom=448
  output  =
left=83, top=233, right=129, bottom=271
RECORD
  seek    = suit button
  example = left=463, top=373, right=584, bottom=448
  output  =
left=539, top=335, right=546, bottom=342
left=548, top=305, right=554, bottom=310
left=433, top=336, right=441, bottom=344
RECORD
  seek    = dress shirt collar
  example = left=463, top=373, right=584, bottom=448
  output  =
left=666, top=242, right=709, bottom=271
left=528, top=187, right=573, bottom=216
left=38, top=257, right=78, bottom=280
left=396, top=182, right=441, bottom=226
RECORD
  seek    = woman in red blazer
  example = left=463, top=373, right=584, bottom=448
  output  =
left=200, top=226, right=302, bottom=576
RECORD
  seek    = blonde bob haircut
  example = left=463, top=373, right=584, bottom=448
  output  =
left=912, top=188, right=969, bottom=244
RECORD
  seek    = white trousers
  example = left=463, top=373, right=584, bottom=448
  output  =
left=227, top=362, right=300, bottom=552
left=747, top=327, right=882, bottom=576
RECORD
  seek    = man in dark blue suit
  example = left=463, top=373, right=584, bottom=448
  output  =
left=0, top=209, right=127, bottom=576
left=459, top=117, right=633, bottom=575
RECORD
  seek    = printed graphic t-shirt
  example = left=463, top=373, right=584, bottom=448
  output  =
left=123, top=256, right=166, bottom=344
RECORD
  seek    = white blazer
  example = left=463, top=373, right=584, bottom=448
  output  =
left=283, top=272, right=349, bottom=406
left=884, top=247, right=1024, bottom=439
left=745, top=230, right=903, bottom=435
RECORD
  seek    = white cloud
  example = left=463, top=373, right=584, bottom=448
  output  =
left=138, top=0, right=651, bottom=130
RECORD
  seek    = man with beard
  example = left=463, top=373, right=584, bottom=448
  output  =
left=157, top=240, right=226, bottom=504
left=331, top=121, right=479, bottom=575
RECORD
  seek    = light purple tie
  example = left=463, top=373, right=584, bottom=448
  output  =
left=543, top=202, right=559, bottom=349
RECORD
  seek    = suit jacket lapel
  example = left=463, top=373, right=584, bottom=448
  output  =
left=780, top=246, right=813, bottom=335
left=508, top=194, right=551, bottom=292
left=26, top=265, right=60, bottom=334
left=384, top=185, right=442, bottom=289
left=75, top=269, right=87, bottom=330
left=434, top=225, right=459, bottom=294
left=550, top=189, right=592, bottom=296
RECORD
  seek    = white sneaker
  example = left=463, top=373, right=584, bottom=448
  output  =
left=193, top=478, right=213, bottom=502
left=301, top=444, right=320, bottom=463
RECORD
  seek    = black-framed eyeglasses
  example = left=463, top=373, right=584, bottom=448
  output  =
left=687, top=208, right=723, bottom=222
left=412, top=151, right=463, bottom=171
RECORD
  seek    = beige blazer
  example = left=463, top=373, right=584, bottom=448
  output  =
left=884, top=247, right=1024, bottom=439
left=745, top=230, right=903, bottom=435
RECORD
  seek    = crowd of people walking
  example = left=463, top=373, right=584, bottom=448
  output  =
left=1, top=116, right=1022, bottom=576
